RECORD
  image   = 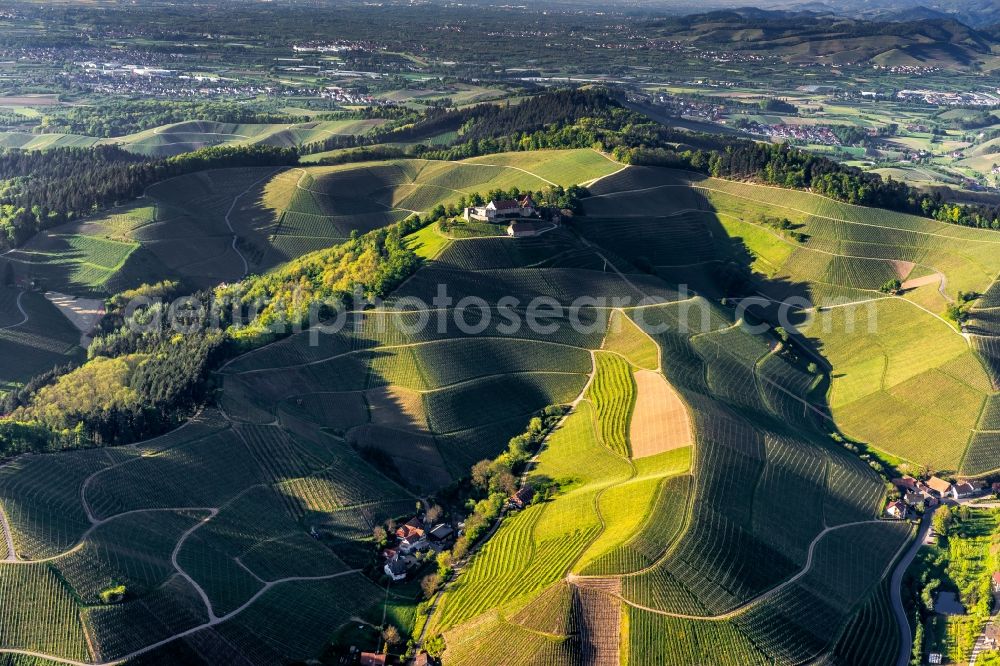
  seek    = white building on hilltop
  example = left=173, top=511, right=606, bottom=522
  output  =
left=464, top=196, right=536, bottom=222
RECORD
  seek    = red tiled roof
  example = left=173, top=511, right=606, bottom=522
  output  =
left=491, top=199, right=521, bottom=210
left=511, top=485, right=534, bottom=506
left=396, top=523, right=424, bottom=540
left=927, top=477, right=952, bottom=495
left=886, top=500, right=906, bottom=515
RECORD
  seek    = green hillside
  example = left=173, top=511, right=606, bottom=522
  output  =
left=0, top=288, right=85, bottom=397
left=581, top=166, right=1000, bottom=477
left=0, top=154, right=997, bottom=665
left=1, top=149, right=613, bottom=296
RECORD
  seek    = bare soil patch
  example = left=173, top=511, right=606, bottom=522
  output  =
left=629, top=370, right=692, bottom=459
left=44, top=291, right=105, bottom=346
left=365, top=385, right=428, bottom=431
left=901, top=273, right=941, bottom=291
left=890, top=259, right=916, bottom=280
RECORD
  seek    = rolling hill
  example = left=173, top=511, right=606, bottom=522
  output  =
left=0, top=152, right=996, bottom=664
left=580, top=166, right=1000, bottom=477
left=0, top=118, right=389, bottom=159
left=0, top=149, right=621, bottom=296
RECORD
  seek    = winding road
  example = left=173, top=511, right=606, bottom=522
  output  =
left=0, top=290, right=28, bottom=331
left=892, top=509, right=934, bottom=666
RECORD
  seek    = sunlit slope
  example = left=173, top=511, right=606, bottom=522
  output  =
left=0, top=218, right=677, bottom=663
left=0, top=179, right=910, bottom=664
left=582, top=165, right=1000, bottom=475
left=432, top=277, right=902, bottom=665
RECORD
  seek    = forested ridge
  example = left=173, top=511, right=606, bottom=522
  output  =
left=36, top=100, right=310, bottom=138
left=0, top=143, right=299, bottom=250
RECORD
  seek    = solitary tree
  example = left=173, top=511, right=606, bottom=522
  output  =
left=382, top=625, right=403, bottom=652
left=425, top=504, right=444, bottom=524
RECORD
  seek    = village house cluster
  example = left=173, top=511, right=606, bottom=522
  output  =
left=738, top=121, right=842, bottom=145
left=884, top=475, right=997, bottom=519
left=646, top=93, right=726, bottom=122
left=897, top=89, right=1000, bottom=107
left=381, top=517, right=455, bottom=582
left=292, top=40, right=383, bottom=54
left=64, top=63, right=284, bottom=99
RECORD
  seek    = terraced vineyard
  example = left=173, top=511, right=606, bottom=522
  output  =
left=1, top=155, right=995, bottom=665
left=582, top=165, right=1000, bottom=476
left=430, top=163, right=968, bottom=665
left=0, top=287, right=85, bottom=396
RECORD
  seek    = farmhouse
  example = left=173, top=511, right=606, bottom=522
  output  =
left=927, top=476, right=953, bottom=497
left=360, top=652, right=388, bottom=666
left=509, top=485, right=535, bottom=510
left=892, top=476, right=919, bottom=492
left=429, top=523, right=454, bottom=542
left=384, top=554, right=407, bottom=582
left=395, top=518, right=427, bottom=553
left=885, top=500, right=907, bottom=519
left=993, top=571, right=1000, bottom=593
left=902, top=491, right=924, bottom=507
left=464, top=195, right=536, bottom=222
left=950, top=482, right=977, bottom=500
left=507, top=221, right=550, bottom=238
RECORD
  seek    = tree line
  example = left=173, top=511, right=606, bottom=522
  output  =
left=404, top=88, right=1000, bottom=230
left=36, top=100, right=310, bottom=138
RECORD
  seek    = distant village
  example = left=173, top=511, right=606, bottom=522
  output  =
left=737, top=120, right=845, bottom=146
left=896, top=89, right=1000, bottom=107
